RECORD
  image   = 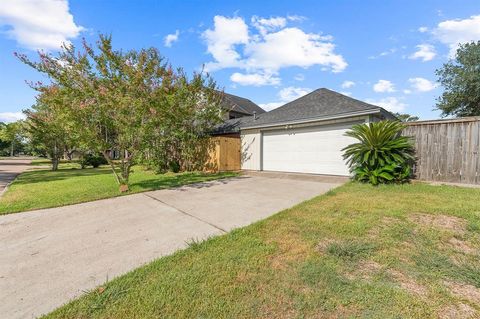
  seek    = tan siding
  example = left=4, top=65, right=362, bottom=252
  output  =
left=241, top=129, right=261, bottom=170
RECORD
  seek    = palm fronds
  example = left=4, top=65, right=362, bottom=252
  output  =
left=342, top=121, right=415, bottom=185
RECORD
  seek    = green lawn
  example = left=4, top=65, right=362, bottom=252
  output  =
left=0, top=160, right=237, bottom=214
left=46, top=182, right=480, bottom=318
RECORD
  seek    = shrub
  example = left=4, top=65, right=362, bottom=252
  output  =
left=342, top=121, right=415, bottom=185
left=168, top=160, right=180, bottom=173
left=80, top=153, right=108, bottom=168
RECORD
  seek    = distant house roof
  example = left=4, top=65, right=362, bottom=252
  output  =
left=241, top=88, right=395, bottom=129
left=220, top=92, right=266, bottom=116
left=211, top=117, right=251, bottom=135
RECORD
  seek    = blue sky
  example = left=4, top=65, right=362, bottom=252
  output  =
left=0, top=0, right=479, bottom=123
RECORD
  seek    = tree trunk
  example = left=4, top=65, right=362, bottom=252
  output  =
left=52, top=157, right=59, bottom=171
left=10, top=141, right=14, bottom=157
left=119, top=150, right=131, bottom=192
left=52, top=141, right=58, bottom=170
left=101, top=150, right=123, bottom=186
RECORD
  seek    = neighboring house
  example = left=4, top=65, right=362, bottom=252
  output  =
left=215, top=88, right=396, bottom=176
left=220, top=92, right=266, bottom=120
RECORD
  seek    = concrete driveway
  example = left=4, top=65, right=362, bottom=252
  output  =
left=0, top=158, right=34, bottom=196
left=0, top=173, right=345, bottom=318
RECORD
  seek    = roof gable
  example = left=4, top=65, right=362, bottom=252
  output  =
left=221, top=92, right=266, bottom=115
left=241, top=88, right=384, bottom=128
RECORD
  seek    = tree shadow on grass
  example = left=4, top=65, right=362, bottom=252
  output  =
left=130, top=173, right=246, bottom=192
left=12, top=167, right=113, bottom=185
left=0, top=162, right=37, bottom=166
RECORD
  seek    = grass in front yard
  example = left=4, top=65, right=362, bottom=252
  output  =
left=0, top=161, right=237, bottom=214
left=46, top=182, right=480, bottom=318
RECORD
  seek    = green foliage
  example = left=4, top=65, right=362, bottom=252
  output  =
left=17, top=34, right=224, bottom=187
left=342, top=121, right=415, bottom=185
left=0, top=122, right=9, bottom=154
left=80, top=153, right=108, bottom=168
left=393, top=112, right=419, bottom=122
left=0, top=121, right=27, bottom=156
left=436, top=41, right=480, bottom=117
left=168, top=160, right=180, bottom=173
left=24, top=88, right=81, bottom=170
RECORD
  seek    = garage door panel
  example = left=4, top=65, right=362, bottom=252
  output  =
left=262, top=123, right=356, bottom=176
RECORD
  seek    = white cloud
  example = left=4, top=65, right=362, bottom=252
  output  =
left=368, top=48, right=396, bottom=59
left=164, top=30, right=179, bottom=47
left=278, top=86, right=311, bottom=101
left=286, top=15, right=306, bottom=22
left=418, top=26, right=429, bottom=33
left=366, top=97, right=407, bottom=113
left=245, top=27, right=346, bottom=72
left=409, top=44, right=436, bottom=61
left=0, top=0, right=84, bottom=50
left=341, top=80, right=355, bottom=89
left=433, top=15, right=480, bottom=56
left=403, top=89, right=412, bottom=94
left=260, top=86, right=312, bottom=111
left=294, top=73, right=305, bottom=81
left=259, top=102, right=284, bottom=111
left=202, top=15, right=249, bottom=71
left=373, top=80, right=395, bottom=93
left=202, top=15, right=347, bottom=85
left=408, top=77, right=438, bottom=92
left=0, top=112, right=25, bottom=123
left=230, top=71, right=280, bottom=86
left=259, top=86, right=312, bottom=111
left=251, top=16, right=286, bottom=35
left=339, top=91, right=352, bottom=96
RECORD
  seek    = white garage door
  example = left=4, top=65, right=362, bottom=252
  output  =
left=262, top=122, right=357, bottom=176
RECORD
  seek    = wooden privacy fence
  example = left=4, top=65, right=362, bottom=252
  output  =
left=403, top=117, right=480, bottom=184
left=208, top=136, right=241, bottom=171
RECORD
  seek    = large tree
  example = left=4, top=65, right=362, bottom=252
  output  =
left=24, top=86, right=79, bottom=170
left=0, top=121, right=26, bottom=156
left=436, top=41, right=480, bottom=117
left=18, top=35, right=223, bottom=189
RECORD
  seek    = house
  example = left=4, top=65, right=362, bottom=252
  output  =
left=214, top=88, right=395, bottom=176
left=220, top=92, right=266, bottom=120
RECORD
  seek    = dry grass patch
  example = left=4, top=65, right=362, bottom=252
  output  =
left=408, top=213, right=467, bottom=234
left=388, top=269, right=428, bottom=296
left=367, top=216, right=401, bottom=237
left=266, top=222, right=312, bottom=270
left=440, top=303, right=477, bottom=319
left=344, top=260, right=383, bottom=280
left=444, top=281, right=480, bottom=304
left=448, top=237, right=477, bottom=255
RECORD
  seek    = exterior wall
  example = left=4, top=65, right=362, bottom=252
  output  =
left=240, top=115, right=369, bottom=172
left=240, top=129, right=261, bottom=170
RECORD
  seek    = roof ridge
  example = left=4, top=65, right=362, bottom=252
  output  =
left=263, top=88, right=325, bottom=114
left=239, top=87, right=392, bottom=129
left=223, top=94, right=250, bottom=114
left=320, top=88, right=381, bottom=109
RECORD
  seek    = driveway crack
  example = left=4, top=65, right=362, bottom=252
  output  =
left=142, top=193, right=227, bottom=233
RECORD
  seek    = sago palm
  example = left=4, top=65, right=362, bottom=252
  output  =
left=342, top=121, right=415, bottom=185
